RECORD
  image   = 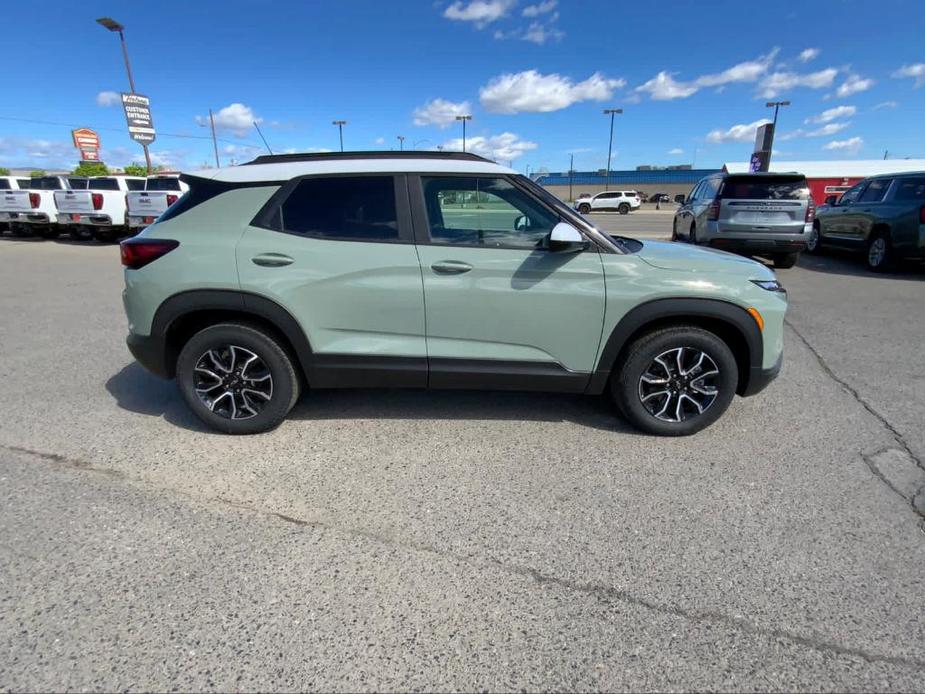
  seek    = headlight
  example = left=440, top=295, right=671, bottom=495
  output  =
left=750, top=279, right=785, bottom=292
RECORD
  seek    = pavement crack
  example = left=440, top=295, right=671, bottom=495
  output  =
left=786, top=319, right=925, bottom=519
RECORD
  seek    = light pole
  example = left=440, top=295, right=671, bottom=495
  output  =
left=765, top=101, right=790, bottom=169
left=96, top=17, right=152, bottom=173
left=397, top=135, right=405, bottom=151
left=603, top=108, right=623, bottom=191
left=455, top=114, right=472, bottom=152
left=569, top=153, right=574, bottom=202
left=332, top=120, right=346, bottom=152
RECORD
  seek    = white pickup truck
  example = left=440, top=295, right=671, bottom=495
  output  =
left=0, top=176, right=27, bottom=234
left=0, top=175, right=75, bottom=238
left=55, top=175, right=146, bottom=242
left=126, top=174, right=189, bottom=233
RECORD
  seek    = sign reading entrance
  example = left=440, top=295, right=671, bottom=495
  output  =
left=121, top=93, right=156, bottom=144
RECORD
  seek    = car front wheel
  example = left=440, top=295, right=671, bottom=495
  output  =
left=618, top=203, right=630, bottom=215
left=611, top=326, right=738, bottom=436
left=176, top=322, right=301, bottom=434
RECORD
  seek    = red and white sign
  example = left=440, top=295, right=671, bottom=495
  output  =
left=80, top=150, right=100, bottom=161
left=72, top=127, right=101, bottom=152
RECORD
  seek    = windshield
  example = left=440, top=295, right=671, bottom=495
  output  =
left=720, top=175, right=809, bottom=200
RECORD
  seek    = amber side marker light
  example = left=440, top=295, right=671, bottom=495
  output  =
left=747, top=307, right=765, bottom=332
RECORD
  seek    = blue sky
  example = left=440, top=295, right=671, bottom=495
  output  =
left=1, top=0, right=923, bottom=173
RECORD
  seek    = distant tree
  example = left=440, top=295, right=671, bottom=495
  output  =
left=30, top=169, right=46, bottom=178
left=71, top=161, right=110, bottom=177
left=122, top=162, right=148, bottom=177
left=0, top=167, right=10, bottom=176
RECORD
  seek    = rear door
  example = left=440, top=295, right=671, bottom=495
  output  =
left=236, top=174, right=427, bottom=385
left=591, top=191, right=618, bottom=211
left=411, top=174, right=605, bottom=385
left=823, top=180, right=866, bottom=244
left=716, top=175, right=809, bottom=234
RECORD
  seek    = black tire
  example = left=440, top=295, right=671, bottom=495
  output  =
left=618, top=203, right=630, bottom=215
left=176, top=322, right=301, bottom=435
left=865, top=230, right=893, bottom=273
left=610, top=326, right=738, bottom=436
left=670, top=219, right=679, bottom=242
left=806, top=222, right=823, bottom=254
left=69, top=226, right=93, bottom=241
left=11, top=224, right=33, bottom=238
left=91, top=229, right=115, bottom=243
left=689, top=223, right=697, bottom=245
left=773, top=252, right=799, bottom=269
left=35, top=226, right=60, bottom=240
left=578, top=203, right=591, bottom=214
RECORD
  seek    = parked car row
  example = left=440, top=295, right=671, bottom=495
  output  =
left=0, top=173, right=187, bottom=242
left=670, top=169, right=925, bottom=272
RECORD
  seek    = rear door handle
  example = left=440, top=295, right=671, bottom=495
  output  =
left=431, top=260, right=472, bottom=275
left=252, top=253, right=294, bottom=267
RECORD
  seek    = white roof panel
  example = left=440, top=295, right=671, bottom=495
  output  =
left=724, top=159, right=925, bottom=178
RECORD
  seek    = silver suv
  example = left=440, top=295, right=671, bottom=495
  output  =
left=672, top=172, right=815, bottom=268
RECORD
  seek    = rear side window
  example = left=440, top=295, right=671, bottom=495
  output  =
left=146, top=178, right=181, bottom=191
left=893, top=178, right=925, bottom=201
left=126, top=179, right=146, bottom=191
left=720, top=175, right=809, bottom=200
left=858, top=178, right=892, bottom=203
left=279, top=176, right=399, bottom=241
left=88, top=178, right=119, bottom=191
left=0, top=179, right=10, bottom=190
left=28, top=177, right=64, bottom=191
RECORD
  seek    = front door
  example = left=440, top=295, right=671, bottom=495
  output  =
left=411, top=175, right=606, bottom=391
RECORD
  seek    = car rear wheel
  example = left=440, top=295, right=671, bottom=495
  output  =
left=806, top=223, right=822, bottom=254
left=69, top=226, right=93, bottom=241
left=91, top=229, right=116, bottom=243
left=578, top=203, right=591, bottom=214
left=611, top=326, right=738, bottom=436
left=618, top=203, right=630, bottom=215
left=35, top=226, right=59, bottom=240
left=865, top=231, right=893, bottom=273
left=773, top=252, right=799, bottom=269
left=176, top=323, right=301, bottom=435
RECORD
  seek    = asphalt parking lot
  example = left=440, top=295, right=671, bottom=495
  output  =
left=1, top=217, right=924, bottom=691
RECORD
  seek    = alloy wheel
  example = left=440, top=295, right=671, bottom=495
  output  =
left=193, top=345, right=273, bottom=420
left=637, top=347, right=719, bottom=423
left=868, top=237, right=886, bottom=268
left=807, top=226, right=819, bottom=252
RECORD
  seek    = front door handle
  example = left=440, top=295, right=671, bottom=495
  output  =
left=431, top=260, right=473, bottom=275
left=252, top=253, right=294, bottom=267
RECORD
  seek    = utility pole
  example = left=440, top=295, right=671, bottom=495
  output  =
left=765, top=100, right=790, bottom=169
left=455, top=114, right=472, bottom=152
left=96, top=17, right=152, bottom=173
left=208, top=109, right=220, bottom=167
left=603, top=108, right=623, bottom=191
left=569, top=153, right=574, bottom=202
left=332, top=120, right=346, bottom=152
left=397, top=135, right=405, bottom=151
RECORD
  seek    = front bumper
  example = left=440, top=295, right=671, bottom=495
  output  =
left=126, top=332, right=172, bottom=379
left=741, top=351, right=782, bottom=397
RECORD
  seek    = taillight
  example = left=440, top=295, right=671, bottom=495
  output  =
left=120, top=238, right=179, bottom=269
left=92, top=193, right=103, bottom=210
left=805, top=198, right=816, bottom=223
left=707, top=198, right=720, bottom=221
left=29, top=192, right=40, bottom=208
left=920, top=205, right=925, bottom=224
left=166, top=194, right=178, bottom=206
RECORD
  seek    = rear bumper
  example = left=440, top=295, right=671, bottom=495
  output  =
left=6, top=213, right=55, bottom=224
left=741, top=352, right=782, bottom=397
left=708, top=238, right=807, bottom=253
left=56, top=213, right=114, bottom=226
left=126, top=332, right=172, bottom=379
left=702, top=221, right=810, bottom=253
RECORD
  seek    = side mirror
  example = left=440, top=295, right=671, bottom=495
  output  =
left=548, top=222, right=588, bottom=253
left=514, top=214, right=531, bottom=231
left=824, top=195, right=838, bottom=206
left=674, top=194, right=686, bottom=204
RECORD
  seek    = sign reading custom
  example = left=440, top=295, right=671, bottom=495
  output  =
left=72, top=127, right=101, bottom=161
left=121, top=93, right=156, bottom=144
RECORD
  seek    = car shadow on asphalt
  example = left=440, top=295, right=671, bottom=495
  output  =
left=106, top=362, right=641, bottom=435
left=794, top=250, right=925, bottom=280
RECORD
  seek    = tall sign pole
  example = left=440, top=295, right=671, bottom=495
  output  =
left=603, top=108, right=622, bottom=191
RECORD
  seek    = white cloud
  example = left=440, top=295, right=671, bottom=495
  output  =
left=668, top=148, right=684, bottom=155
left=798, top=48, right=820, bottom=63
left=823, top=136, right=863, bottom=153
left=836, top=74, right=874, bottom=97
left=480, top=70, right=625, bottom=113
left=412, top=98, right=472, bottom=128
left=440, top=131, right=537, bottom=161
left=635, top=71, right=699, bottom=100
left=96, top=91, right=120, bottom=107
left=706, top=119, right=771, bottom=143
left=806, top=122, right=850, bottom=137
left=758, top=67, right=838, bottom=98
left=195, top=103, right=262, bottom=137
left=805, top=105, right=856, bottom=123
left=443, top=0, right=513, bottom=26
left=522, top=0, right=557, bottom=16
left=521, top=21, right=564, bottom=44
left=375, top=137, right=385, bottom=145
left=892, top=63, right=925, bottom=87
left=873, top=100, right=898, bottom=110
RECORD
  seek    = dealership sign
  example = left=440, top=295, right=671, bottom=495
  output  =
left=121, top=93, right=156, bottom=144
left=72, top=127, right=101, bottom=161
left=750, top=123, right=774, bottom=172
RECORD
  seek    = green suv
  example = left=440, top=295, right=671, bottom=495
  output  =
left=121, top=152, right=786, bottom=436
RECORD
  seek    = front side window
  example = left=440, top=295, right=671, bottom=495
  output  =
left=838, top=181, right=866, bottom=205
left=280, top=176, right=399, bottom=241
left=421, top=176, right=558, bottom=249
left=858, top=178, right=892, bottom=203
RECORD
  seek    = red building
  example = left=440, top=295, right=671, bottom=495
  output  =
left=723, top=160, right=925, bottom=206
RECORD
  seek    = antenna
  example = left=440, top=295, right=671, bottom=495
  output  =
left=254, top=121, right=273, bottom=155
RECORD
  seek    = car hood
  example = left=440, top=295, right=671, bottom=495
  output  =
left=634, top=240, right=775, bottom=279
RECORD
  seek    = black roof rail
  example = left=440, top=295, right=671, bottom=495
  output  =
left=242, top=150, right=494, bottom=166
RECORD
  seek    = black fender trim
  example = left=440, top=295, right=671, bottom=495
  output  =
left=586, top=298, right=763, bottom=395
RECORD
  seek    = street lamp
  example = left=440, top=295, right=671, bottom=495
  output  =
left=455, top=115, right=472, bottom=152
left=397, top=135, right=406, bottom=151
left=96, top=17, right=152, bottom=173
left=332, top=120, right=346, bottom=152
left=765, top=101, right=790, bottom=169
left=603, top=108, right=623, bottom=191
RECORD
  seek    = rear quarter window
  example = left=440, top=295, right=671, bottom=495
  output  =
left=894, top=178, right=925, bottom=201
left=720, top=176, right=809, bottom=200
